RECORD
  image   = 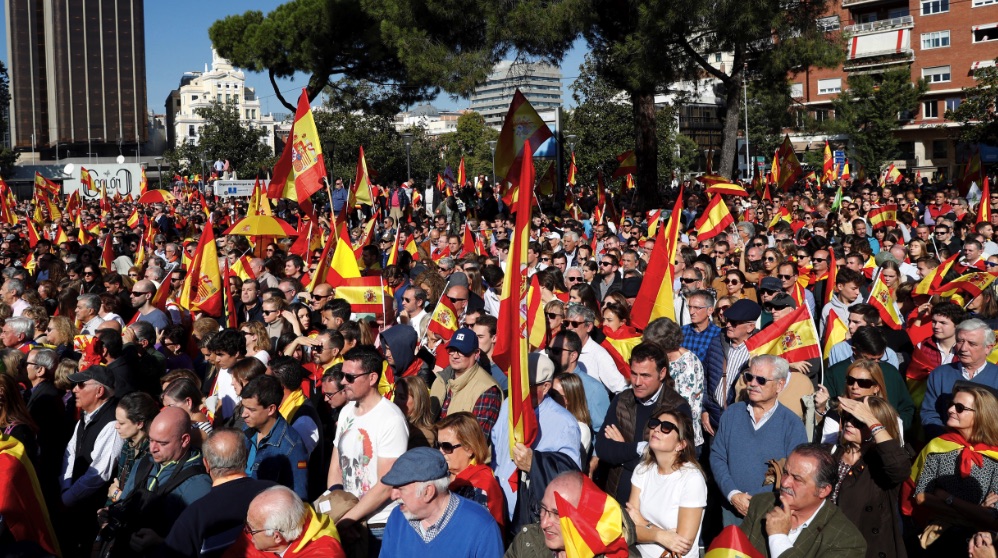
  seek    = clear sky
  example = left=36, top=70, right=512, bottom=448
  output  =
left=0, top=1, right=587, bottom=115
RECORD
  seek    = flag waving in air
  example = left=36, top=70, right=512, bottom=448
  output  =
left=823, top=140, right=836, bottom=183
left=495, top=90, right=552, bottom=199
left=269, top=89, right=327, bottom=213
left=179, top=223, right=223, bottom=316
left=695, top=195, right=734, bottom=241
left=776, top=135, right=802, bottom=191
left=631, top=188, right=684, bottom=329
left=745, top=304, right=820, bottom=362
left=612, top=150, right=637, bottom=179
left=350, top=146, right=375, bottom=208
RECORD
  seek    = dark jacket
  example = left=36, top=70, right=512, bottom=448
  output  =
left=741, top=491, right=867, bottom=558
left=590, top=274, right=622, bottom=302
left=834, top=439, right=913, bottom=558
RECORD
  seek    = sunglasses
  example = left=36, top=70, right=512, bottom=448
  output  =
left=680, top=278, right=698, bottom=284
left=752, top=242, right=766, bottom=247
left=565, top=320, right=588, bottom=328
left=131, top=291, right=153, bottom=296
left=812, top=257, right=827, bottom=263
left=765, top=257, right=777, bottom=262
left=647, top=417, right=678, bottom=435
left=545, top=312, right=564, bottom=319
left=434, top=441, right=463, bottom=454
left=987, top=262, right=998, bottom=269
left=263, top=309, right=279, bottom=315
left=447, top=296, right=467, bottom=303
left=951, top=402, right=976, bottom=414
left=777, top=274, right=795, bottom=280
left=743, top=372, right=775, bottom=385
left=724, top=279, right=741, bottom=285
left=713, top=252, right=728, bottom=257
left=599, top=261, right=612, bottom=267
left=341, top=371, right=374, bottom=383
left=567, top=276, right=583, bottom=283
left=846, top=376, right=877, bottom=389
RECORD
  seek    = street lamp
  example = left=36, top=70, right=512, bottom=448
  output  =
left=487, top=140, right=497, bottom=188
left=566, top=134, right=577, bottom=153
left=154, top=156, right=164, bottom=189
left=402, top=132, right=414, bottom=181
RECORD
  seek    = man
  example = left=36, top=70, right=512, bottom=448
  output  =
left=240, top=375, right=310, bottom=499
left=26, top=348, right=65, bottom=494
left=77, top=293, right=105, bottom=335
left=250, top=258, right=280, bottom=290
left=492, top=353, right=580, bottom=525
left=591, top=254, right=622, bottom=301
left=908, top=301, right=965, bottom=403
left=206, top=329, right=247, bottom=422
left=270, top=357, right=322, bottom=459
left=285, top=255, right=307, bottom=282
left=2, top=278, right=29, bottom=316
left=921, top=319, right=998, bottom=438
left=809, top=248, right=831, bottom=318
left=961, top=239, right=987, bottom=271
left=379, top=447, right=503, bottom=557
left=827, top=303, right=901, bottom=369
left=60, top=365, right=123, bottom=556
left=673, top=268, right=705, bottom=327
left=444, top=283, right=484, bottom=324
left=506, top=472, right=632, bottom=558
left=741, top=444, right=866, bottom=557
left=278, top=279, right=301, bottom=304
left=321, top=299, right=352, bottom=332
left=308, top=283, right=333, bottom=325
left=934, top=221, right=962, bottom=255
left=398, top=286, right=428, bottom=336
left=819, top=268, right=863, bottom=335
left=228, top=486, right=345, bottom=557
left=564, top=303, right=628, bottom=394
left=326, top=346, right=408, bottom=547
left=130, top=279, right=171, bottom=330
left=777, top=262, right=815, bottom=317
left=715, top=299, right=760, bottom=409
left=620, top=249, right=640, bottom=276
left=471, top=314, right=507, bottom=391
left=2, top=317, right=35, bottom=353
left=711, top=355, right=807, bottom=526
left=237, top=279, right=264, bottom=324
left=429, top=328, right=502, bottom=437
left=677, top=291, right=726, bottom=436
left=852, top=220, right=879, bottom=253
left=562, top=231, right=580, bottom=267
left=548, top=330, right=610, bottom=433
left=595, top=342, right=692, bottom=503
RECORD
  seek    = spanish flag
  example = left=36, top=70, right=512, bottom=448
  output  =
left=646, top=209, right=662, bottom=239
left=934, top=271, right=998, bottom=299
left=139, top=168, right=148, bottom=197
left=824, top=249, right=839, bottom=305
left=0, top=437, right=61, bottom=557
left=705, top=182, right=748, bottom=197
left=268, top=89, right=327, bottom=213
left=612, top=150, right=637, bottom=179
left=537, top=160, right=557, bottom=196
left=427, top=292, right=460, bottom=340
left=53, top=224, right=68, bottom=245
left=226, top=504, right=342, bottom=557
left=526, top=275, right=548, bottom=349
left=901, top=432, right=998, bottom=516
left=880, top=163, right=902, bottom=187
left=822, top=140, right=836, bottom=183
left=457, top=156, right=466, bottom=188
left=631, top=187, right=683, bottom=329
left=601, top=325, right=641, bottom=383
left=567, top=152, right=578, bottom=186
left=961, top=148, right=983, bottom=196
left=248, top=178, right=273, bottom=216
left=868, top=204, right=897, bottom=229
left=745, top=304, right=820, bottom=362
left=768, top=206, right=791, bottom=229
left=495, top=90, right=552, bottom=199
left=556, top=474, right=629, bottom=558
left=840, top=159, right=851, bottom=181
left=776, top=135, right=802, bottom=191
left=350, top=146, right=374, bottom=207
left=979, top=176, right=992, bottom=224
left=386, top=229, right=404, bottom=267
left=179, top=222, right=223, bottom=316
left=705, top=525, right=764, bottom=558
left=822, top=308, right=848, bottom=360
left=100, top=234, right=115, bottom=270
left=914, top=253, right=958, bottom=296
left=311, top=222, right=360, bottom=290
left=334, top=276, right=385, bottom=315
left=231, top=254, right=256, bottom=282
left=34, top=172, right=60, bottom=197
left=127, top=208, right=140, bottom=228
left=868, top=272, right=903, bottom=329
left=695, top=195, right=734, bottom=240
left=25, top=219, right=40, bottom=248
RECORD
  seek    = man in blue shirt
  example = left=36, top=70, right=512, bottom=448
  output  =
left=675, top=290, right=726, bottom=435
left=240, top=375, right=309, bottom=499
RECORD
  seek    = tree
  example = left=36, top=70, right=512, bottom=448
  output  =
left=947, top=59, right=998, bottom=146
left=0, top=61, right=18, bottom=177
left=164, top=102, right=274, bottom=178
left=829, top=68, right=927, bottom=176
left=679, top=0, right=845, bottom=177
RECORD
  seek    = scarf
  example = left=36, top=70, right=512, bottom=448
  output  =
left=279, top=389, right=307, bottom=423
left=901, top=431, right=998, bottom=515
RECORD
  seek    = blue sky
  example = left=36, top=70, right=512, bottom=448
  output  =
left=0, top=1, right=587, bottom=115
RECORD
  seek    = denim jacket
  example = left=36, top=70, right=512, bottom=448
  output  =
left=244, top=414, right=309, bottom=499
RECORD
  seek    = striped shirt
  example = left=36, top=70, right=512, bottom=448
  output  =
left=716, top=340, right=751, bottom=408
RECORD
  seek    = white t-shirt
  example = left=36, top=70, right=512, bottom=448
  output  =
left=631, top=461, right=708, bottom=558
left=335, top=397, right=409, bottom=525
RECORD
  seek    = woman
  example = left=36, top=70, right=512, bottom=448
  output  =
left=23, top=307, right=49, bottom=346
left=721, top=270, right=754, bottom=301
left=98, top=293, right=125, bottom=328
left=241, top=321, right=272, bottom=365
left=222, top=357, right=268, bottom=430
left=543, top=299, right=566, bottom=347
left=435, top=412, right=506, bottom=530
left=878, top=260, right=902, bottom=290
left=967, top=286, right=998, bottom=330
left=714, top=295, right=737, bottom=328
left=536, top=267, right=568, bottom=304
left=162, top=377, right=213, bottom=442
left=602, top=301, right=642, bottom=377
left=625, top=407, right=706, bottom=558
left=908, top=239, right=927, bottom=262
left=816, top=359, right=897, bottom=443
left=832, top=396, right=911, bottom=558
left=0, top=374, right=38, bottom=461
left=552, top=373, right=594, bottom=456
left=762, top=249, right=783, bottom=277
left=654, top=319, right=704, bottom=449
left=392, top=376, right=436, bottom=448
left=107, top=392, right=159, bottom=504
left=568, top=283, right=601, bottom=323
left=158, top=325, right=195, bottom=372
left=911, top=383, right=998, bottom=551
left=581, top=260, right=599, bottom=284
left=46, top=315, right=78, bottom=359
left=289, top=302, right=318, bottom=337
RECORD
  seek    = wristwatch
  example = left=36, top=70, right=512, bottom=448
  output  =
left=945, top=495, right=954, bottom=506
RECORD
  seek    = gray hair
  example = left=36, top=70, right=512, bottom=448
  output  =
left=259, top=486, right=307, bottom=541
left=30, top=348, right=58, bottom=372
left=438, top=256, right=455, bottom=271
left=5, top=317, right=34, bottom=338
left=129, top=321, right=155, bottom=344
left=409, top=286, right=428, bottom=303
left=78, top=293, right=101, bottom=313
left=203, top=428, right=249, bottom=473
left=736, top=222, right=755, bottom=237
left=565, top=303, right=596, bottom=324
left=687, top=289, right=716, bottom=308
left=564, top=266, right=584, bottom=278
left=749, top=354, right=790, bottom=380
left=146, top=266, right=166, bottom=282
left=958, top=318, right=997, bottom=346
left=415, top=476, right=451, bottom=498
left=4, top=279, right=24, bottom=297
left=563, top=231, right=579, bottom=243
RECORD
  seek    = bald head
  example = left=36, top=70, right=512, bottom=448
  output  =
left=148, top=407, right=192, bottom=464
left=546, top=471, right=584, bottom=508
left=134, top=279, right=156, bottom=294
left=99, top=320, right=122, bottom=332
left=445, top=284, right=470, bottom=314
left=311, top=283, right=333, bottom=310
left=203, top=428, right=249, bottom=478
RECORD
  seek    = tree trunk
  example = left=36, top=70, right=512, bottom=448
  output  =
left=719, top=68, right=742, bottom=180
left=631, top=90, right=658, bottom=213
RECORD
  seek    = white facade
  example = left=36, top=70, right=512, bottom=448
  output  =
left=164, top=49, right=278, bottom=153
left=469, top=61, right=563, bottom=127
left=393, top=104, right=465, bottom=136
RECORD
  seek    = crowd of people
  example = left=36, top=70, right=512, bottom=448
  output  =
left=2, top=170, right=998, bottom=558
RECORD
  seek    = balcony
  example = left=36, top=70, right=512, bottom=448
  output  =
left=843, top=16, right=914, bottom=35
left=844, top=49, right=915, bottom=71
left=842, top=0, right=905, bottom=7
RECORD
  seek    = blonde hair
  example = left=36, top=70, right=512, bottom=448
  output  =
left=955, top=384, right=998, bottom=446
left=54, top=358, right=80, bottom=391
left=47, top=315, right=77, bottom=347
left=241, top=321, right=272, bottom=353
left=553, top=373, right=592, bottom=427
left=845, top=359, right=888, bottom=399
left=435, top=411, right=490, bottom=465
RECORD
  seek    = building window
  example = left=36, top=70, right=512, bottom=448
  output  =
left=817, top=78, right=842, bottom=94
left=922, top=66, right=951, bottom=83
left=714, top=53, right=722, bottom=62
left=973, top=25, right=998, bottom=42
left=217, top=94, right=223, bottom=102
left=946, top=98, right=962, bottom=111
left=188, top=125, right=196, bottom=137
left=791, top=83, right=804, bottom=98
left=817, top=15, right=840, bottom=31
left=814, top=109, right=831, bottom=122
left=933, top=140, right=948, bottom=159
left=898, top=142, right=916, bottom=160
left=921, top=30, right=950, bottom=49
left=923, top=100, right=939, bottom=119
left=922, top=0, right=949, bottom=14
left=974, top=0, right=997, bottom=6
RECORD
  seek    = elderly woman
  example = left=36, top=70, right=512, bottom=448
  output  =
left=435, top=411, right=505, bottom=529
left=911, top=383, right=998, bottom=552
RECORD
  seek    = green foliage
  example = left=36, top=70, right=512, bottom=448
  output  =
left=164, top=102, right=274, bottom=178
left=946, top=60, right=998, bottom=146
left=435, top=112, right=499, bottom=180
left=566, top=57, right=635, bottom=185
left=829, top=68, right=927, bottom=174
left=746, top=81, right=796, bottom=159
left=0, top=61, right=16, bottom=177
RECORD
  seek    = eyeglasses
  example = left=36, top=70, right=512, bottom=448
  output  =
left=263, top=309, right=279, bottom=315
left=545, top=312, right=564, bottom=319
left=688, top=305, right=709, bottom=312
left=566, top=276, right=583, bottom=283
left=538, top=503, right=559, bottom=521
left=564, top=320, right=588, bottom=328
left=342, top=371, right=375, bottom=383
left=845, top=376, right=877, bottom=389
left=680, top=278, right=698, bottom=284
left=323, top=389, right=343, bottom=401
left=765, top=257, right=777, bottom=262
left=724, top=279, right=740, bottom=285
left=244, top=522, right=271, bottom=536
left=447, top=296, right=467, bottom=303
left=599, top=261, right=612, bottom=267
left=743, top=372, right=775, bottom=386
left=950, top=402, right=976, bottom=414
left=130, top=291, right=152, bottom=296
left=647, top=417, right=678, bottom=435
left=777, top=274, right=795, bottom=280
left=812, top=257, right=827, bottom=263
left=434, top=441, right=463, bottom=454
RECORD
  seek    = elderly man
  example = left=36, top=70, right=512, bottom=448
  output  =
left=711, top=355, right=808, bottom=526
left=227, top=486, right=345, bottom=557
left=444, top=283, right=484, bottom=323
left=60, top=365, right=123, bottom=555
left=2, top=316, right=35, bottom=353
left=379, top=447, right=503, bottom=557
left=564, top=303, right=628, bottom=394
left=740, top=444, right=866, bottom=557
left=2, top=278, right=29, bottom=316
left=429, top=328, right=502, bottom=437
left=921, top=318, right=998, bottom=439
left=677, top=291, right=726, bottom=436
left=715, top=299, right=759, bottom=408
left=77, top=293, right=105, bottom=335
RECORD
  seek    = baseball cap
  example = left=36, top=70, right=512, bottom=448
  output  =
left=759, top=277, right=783, bottom=293
left=447, top=328, right=479, bottom=355
left=67, top=365, right=115, bottom=389
left=765, top=293, right=797, bottom=312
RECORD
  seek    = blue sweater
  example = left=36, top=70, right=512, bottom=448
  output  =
left=710, top=402, right=807, bottom=498
left=379, top=494, right=503, bottom=558
left=922, top=362, right=998, bottom=439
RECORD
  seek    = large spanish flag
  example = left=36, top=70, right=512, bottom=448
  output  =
left=868, top=272, right=903, bottom=329
left=705, top=525, right=764, bottom=558
left=914, top=253, right=958, bottom=296
left=34, top=172, right=60, bottom=197
left=612, top=150, right=637, bottom=179
left=493, top=141, right=537, bottom=459
left=631, top=189, right=684, bottom=329
left=495, top=90, right=552, bottom=200
left=179, top=223, right=223, bottom=316
left=745, top=304, right=820, bottom=362
left=334, top=276, right=385, bottom=315
left=0, top=437, right=60, bottom=557
left=350, top=146, right=374, bottom=207
left=556, top=474, right=629, bottom=558
left=695, top=195, right=734, bottom=240
left=427, top=292, right=460, bottom=340
left=311, top=222, right=360, bottom=290
left=269, top=89, right=327, bottom=211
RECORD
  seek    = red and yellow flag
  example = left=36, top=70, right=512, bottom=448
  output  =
left=100, top=234, right=115, bottom=270
left=223, top=262, right=239, bottom=329
left=868, top=203, right=898, bottom=229
left=631, top=187, right=683, bottom=329
left=705, top=182, right=748, bottom=197
left=179, top=223, right=223, bottom=316
left=555, top=474, right=629, bottom=558
left=776, top=135, right=802, bottom=191
left=537, top=160, right=557, bottom=196
left=269, top=89, right=327, bottom=212
left=824, top=249, right=838, bottom=305
left=841, top=159, right=851, bottom=181
left=822, top=140, right=836, bottom=183
left=34, top=172, right=60, bottom=197
left=349, top=146, right=374, bottom=207
left=745, top=304, right=820, bottom=362
left=427, top=293, right=460, bottom=340
left=495, top=90, right=552, bottom=201
left=567, top=152, right=578, bottom=186
left=612, top=150, right=637, bottom=179
left=979, top=176, right=992, bottom=224
left=526, top=275, right=547, bottom=349
left=868, top=272, right=903, bottom=329
left=933, top=271, right=998, bottom=299
left=334, top=276, right=385, bottom=315
left=695, top=195, right=734, bottom=241
left=822, top=308, right=848, bottom=360
left=705, top=525, right=765, bottom=558
left=0, top=437, right=61, bottom=557
left=961, top=148, right=984, bottom=195
left=457, top=156, right=466, bottom=188
left=880, top=163, right=902, bottom=187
